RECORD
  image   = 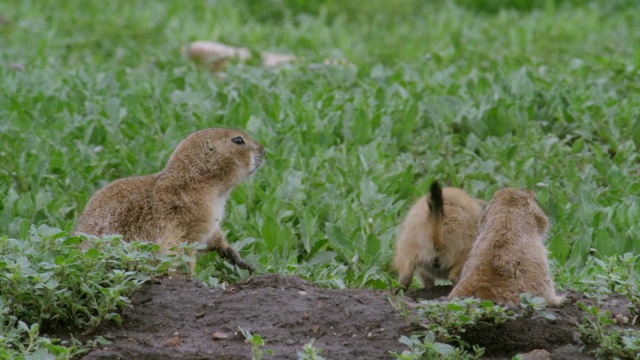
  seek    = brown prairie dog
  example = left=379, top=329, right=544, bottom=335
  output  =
left=393, top=181, right=487, bottom=289
left=448, top=188, right=565, bottom=306
left=75, top=128, right=265, bottom=274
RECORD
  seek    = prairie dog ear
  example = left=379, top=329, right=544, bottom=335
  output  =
left=534, top=210, right=549, bottom=234
left=526, top=196, right=548, bottom=233
left=526, top=195, right=538, bottom=209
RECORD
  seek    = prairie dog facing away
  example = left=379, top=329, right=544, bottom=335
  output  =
left=393, top=181, right=487, bottom=289
left=448, top=188, right=565, bottom=306
left=75, top=128, right=265, bottom=274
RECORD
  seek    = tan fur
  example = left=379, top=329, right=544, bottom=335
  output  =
left=448, top=188, right=564, bottom=306
left=393, top=184, right=487, bottom=289
left=74, top=128, right=264, bottom=274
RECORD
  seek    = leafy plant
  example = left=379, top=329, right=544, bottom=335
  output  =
left=297, top=339, right=326, bottom=360
left=239, top=327, right=274, bottom=360
left=197, top=249, right=394, bottom=290
left=390, top=297, right=514, bottom=358
left=416, top=298, right=515, bottom=346
left=390, top=332, right=484, bottom=360
left=0, top=224, right=177, bottom=358
left=577, top=302, right=640, bottom=359
left=558, top=251, right=640, bottom=315
left=519, top=293, right=556, bottom=320
left=0, top=318, right=82, bottom=360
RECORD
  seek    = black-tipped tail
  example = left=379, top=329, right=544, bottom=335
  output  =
left=428, top=181, right=444, bottom=219
left=427, top=181, right=444, bottom=249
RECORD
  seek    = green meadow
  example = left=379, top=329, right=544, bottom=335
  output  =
left=1, top=0, right=639, bottom=357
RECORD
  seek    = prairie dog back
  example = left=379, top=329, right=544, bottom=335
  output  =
left=448, top=188, right=564, bottom=306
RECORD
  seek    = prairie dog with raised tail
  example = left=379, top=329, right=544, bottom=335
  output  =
left=448, top=188, right=564, bottom=306
left=75, top=128, right=264, bottom=274
left=393, top=181, right=486, bottom=289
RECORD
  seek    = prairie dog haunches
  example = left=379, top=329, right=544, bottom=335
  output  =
left=393, top=181, right=486, bottom=289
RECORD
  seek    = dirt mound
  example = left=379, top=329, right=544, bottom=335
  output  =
left=78, top=276, right=635, bottom=359
left=460, top=290, right=638, bottom=359
left=407, top=289, right=636, bottom=360
left=406, top=285, right=454, bottom=300
left=82, top=274, right=411, bottom=360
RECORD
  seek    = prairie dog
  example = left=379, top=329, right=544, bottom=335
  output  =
left=393, top=181, right=487, bottom=289
left=75, top=128, right=264, bottom=274
left=448, top=188, right=564, bottom=306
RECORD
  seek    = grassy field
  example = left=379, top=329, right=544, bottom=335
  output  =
left=1, top=0, right=640, bottom=357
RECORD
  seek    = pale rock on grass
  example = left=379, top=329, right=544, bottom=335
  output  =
left=182, top=40, right=298, bottom=71
left=181, top=41, right=252, bottom=72
left=261, top=51, right=298, bottom=68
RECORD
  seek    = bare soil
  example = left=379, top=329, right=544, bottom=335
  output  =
left=75, top=274, right=637, bottom=360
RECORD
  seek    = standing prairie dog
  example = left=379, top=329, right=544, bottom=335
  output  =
left=393, top=181, right=487, bottom=289
left=75, top=128, right=264, bottom=274
left=448, top=188, right=564, bottom=306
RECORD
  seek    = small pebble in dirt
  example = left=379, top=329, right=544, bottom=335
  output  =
left=298, top=291, right=308, bottom=296
left=212, top=331, right=231, bottom=340
left=195, top=311, right=205, bottom=319
left=614, top=314, right=629, bottom=325
left=162, top=336, right=180, bottom=347
left=302, top=313, right=310, bottom=320
left=285, top=339, right=295, bottom=345
left=521, top=349, right=551, bottom=360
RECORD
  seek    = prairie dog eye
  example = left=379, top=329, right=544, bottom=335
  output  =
left=232, top=136, right=245, bottom=145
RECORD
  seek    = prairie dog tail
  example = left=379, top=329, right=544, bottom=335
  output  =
left=427, top=181, right=444, bottom=250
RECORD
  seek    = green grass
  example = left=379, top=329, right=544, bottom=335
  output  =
left=1, top=0, right=640, bottom=357
left=2, top=0, right=639, bottom=271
